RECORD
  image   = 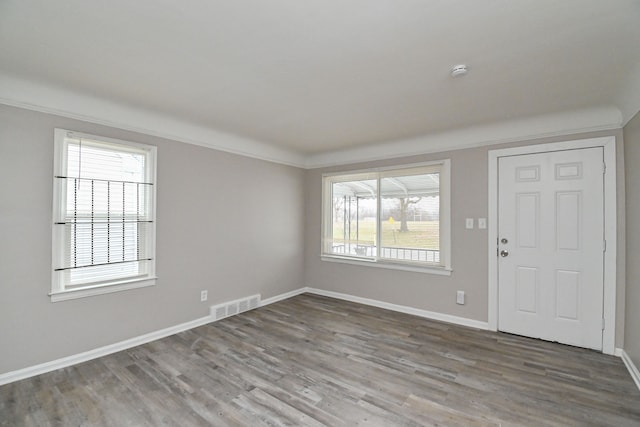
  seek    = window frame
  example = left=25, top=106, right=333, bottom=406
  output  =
left=51, top=129, right=157, bottom=302
left=321, top=160, right=451, bottom=275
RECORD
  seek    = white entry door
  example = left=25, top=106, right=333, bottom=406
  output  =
left=497, top=147, right=604, bottom=350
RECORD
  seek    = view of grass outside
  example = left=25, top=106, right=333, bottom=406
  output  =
left=327, top=170, right=441, bottom=261
left=332, top=220, right=439, bottom=250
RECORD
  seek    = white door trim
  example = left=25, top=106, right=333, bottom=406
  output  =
left=488, top=136, right=617, bottom=355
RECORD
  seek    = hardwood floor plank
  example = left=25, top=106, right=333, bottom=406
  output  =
left=2, top=293, right=639, bottom=426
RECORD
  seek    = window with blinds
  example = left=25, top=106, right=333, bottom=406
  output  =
left=51, top=129, right=157, bottom=300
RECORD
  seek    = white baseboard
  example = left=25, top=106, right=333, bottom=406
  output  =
left=260, top=287, right=308, bottom=306
left=4, top=284, right=575, bottom=387
left=305, top=287, right=489, bottom=330
left=0, top=286, right=309, bottom=386
left=6, top=286, right=635, bottom=393
left=0, top=315, right=213, bottom=387
left=619, top=349, right=640, bottom=391
left=304, top=288, right=640, bottom=392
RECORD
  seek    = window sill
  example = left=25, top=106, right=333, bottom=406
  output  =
left=321, top=255, right=452, bottom=276
left=50, top=277, right=157, bottom=302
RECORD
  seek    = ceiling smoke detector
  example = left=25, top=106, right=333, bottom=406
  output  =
left=450, top=64, right=468, bottom=78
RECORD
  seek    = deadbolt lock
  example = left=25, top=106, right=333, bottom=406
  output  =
left=501, top=238, right=508, bottom=244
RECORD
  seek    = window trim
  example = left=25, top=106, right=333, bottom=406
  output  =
left=321, top=160, right=451, bottom=274
left=50, top=129, right=158, bottom=302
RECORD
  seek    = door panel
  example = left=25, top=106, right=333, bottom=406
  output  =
left=498, top=148, right=604, bottom=350
left=516, top=266, right=538, bottom=313
left=556, top=191, right=581, bottom=250
left=516, top=193, right=539, bottom=248
left=555, top=270, right=579, bottom=320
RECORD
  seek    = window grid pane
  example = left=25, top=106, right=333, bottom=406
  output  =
left=379, top=172, right=440, bottom=263
left=330, top=179, right=377, bottom=258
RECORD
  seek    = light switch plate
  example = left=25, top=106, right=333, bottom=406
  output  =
left=465, top=218, right=474, bottom=229
left=478, top=218, right=487, bottom=229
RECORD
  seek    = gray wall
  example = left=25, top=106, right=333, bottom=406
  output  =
left=0, top=104, right=306, bottom=374
left=624, top=110, right=640, bottom=367
left=304, top=130, right=627, bottom=347
left=0, top=100, right=632, bottom=376
left=305, top=147, right=491, bottom=321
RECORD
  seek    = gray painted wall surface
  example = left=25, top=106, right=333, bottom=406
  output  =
left=0, top=101, right=631, bottom=377
left=0, top=105, right=305, bottom=374
left=304, top=130, right=627, bottom=347
left=305, top=147, right=490, bottom=321
left=624, top=110, right=640, bottom=367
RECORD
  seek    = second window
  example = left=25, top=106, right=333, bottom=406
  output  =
left=322, top=161, right=450, bottom=271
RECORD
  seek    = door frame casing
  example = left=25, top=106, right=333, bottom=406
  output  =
left=488, top=136, right=617, bottom=354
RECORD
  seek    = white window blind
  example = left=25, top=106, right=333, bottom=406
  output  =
left=52, top=129, right=156, bottom=299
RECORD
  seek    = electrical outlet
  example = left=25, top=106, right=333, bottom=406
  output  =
left=200, top=290, right=208, bottom=302
left=456, top=290, right=465, bottom=305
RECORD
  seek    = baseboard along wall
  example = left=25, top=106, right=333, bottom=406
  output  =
left=619, top=349, right=640, bottom=391
left=0, top=315, right=212, bottom=386
left=304, top=287, right=489, bottom=330
left=1, top=286, right=638, bottom=392
left=0, top=287, right=309, bottom=386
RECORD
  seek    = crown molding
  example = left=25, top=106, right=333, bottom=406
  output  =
left=0, top=75, right=306, bottom=168
left=0, top=75, right=624, bottom=170
left=616, top=69, right=640, bottom=127
left=304, top=107, right=623, bottom=168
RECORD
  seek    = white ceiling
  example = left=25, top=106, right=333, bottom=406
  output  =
left=1, top=0, right=639, bottom=167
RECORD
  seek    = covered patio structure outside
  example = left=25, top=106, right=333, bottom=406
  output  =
left=329, top=170, right=440, bottom=264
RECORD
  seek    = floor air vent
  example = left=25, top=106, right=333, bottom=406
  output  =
left=210, top=294, right=261, bottom=321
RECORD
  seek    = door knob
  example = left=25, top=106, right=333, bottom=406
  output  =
left=500, top=250, right=509, bottom=257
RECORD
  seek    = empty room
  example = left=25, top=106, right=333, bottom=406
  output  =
left=1, top=1, right=640, bottom=425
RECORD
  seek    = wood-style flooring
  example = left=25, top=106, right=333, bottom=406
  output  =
left=1, top=294, right=639, bottom=426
